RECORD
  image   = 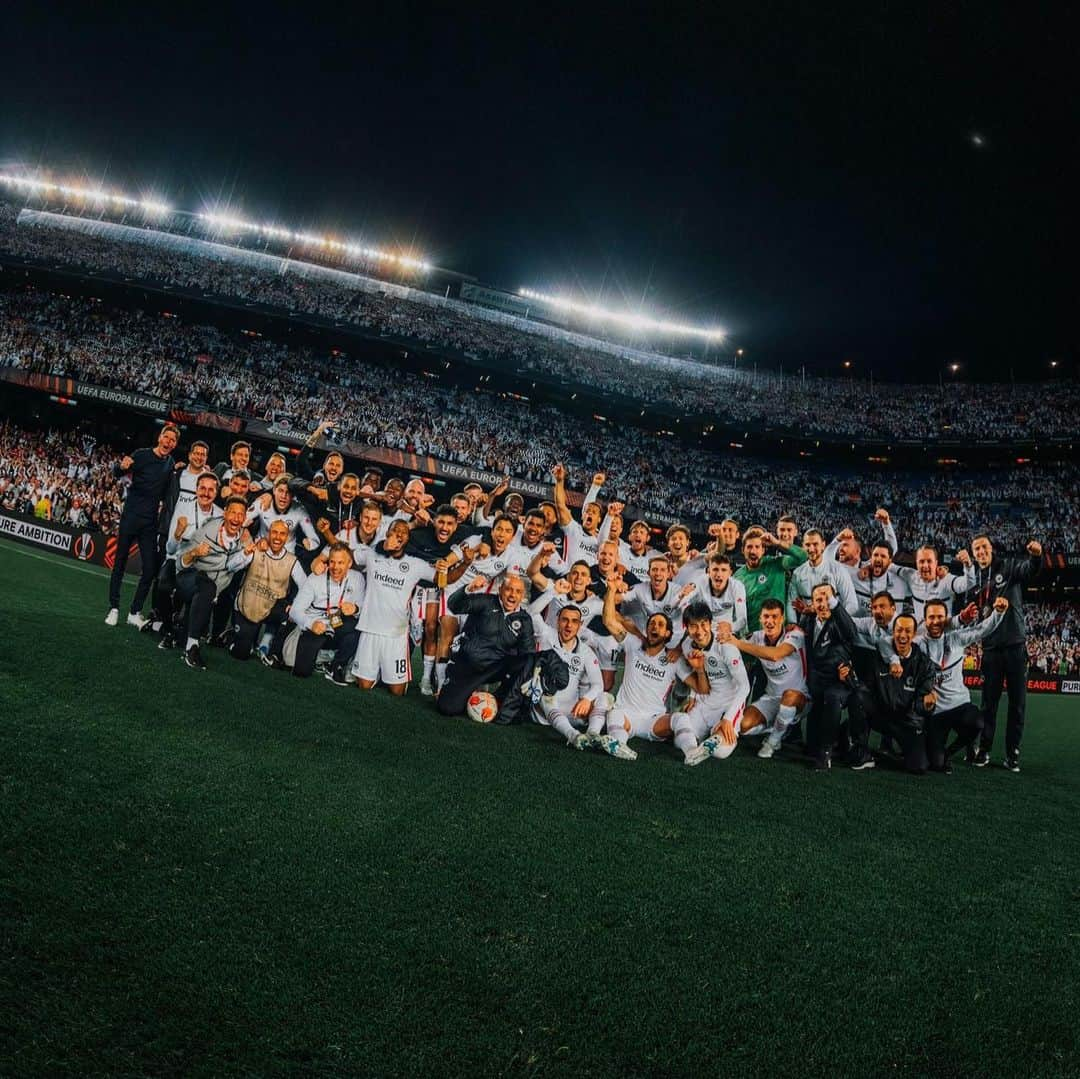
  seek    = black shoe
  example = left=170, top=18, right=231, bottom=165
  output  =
left=184, top=644, right=207, bottom=671
left=158, top=632, right=176, bottom=651
left=260, top=652, right=283, bottom=670
left=963, top=744, right=977, bottom=765
left=209, top=632, right=230, bottom=649
left=324, top=668, right=350, bottom=687
left=813, top=751, right=832, bottom=772
left=1004, top=752, right=1020, bottom=773
left=849, top=749, right=876, bottom=771
left=930, top=761, right=953, bottom=775
left=972, top=748, right=991, bottom=768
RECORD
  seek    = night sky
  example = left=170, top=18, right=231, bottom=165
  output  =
left=2, top=5, right=1076, bottom=380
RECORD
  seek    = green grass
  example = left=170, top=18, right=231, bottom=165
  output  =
left=1, top=538, right=1078, bottom=1078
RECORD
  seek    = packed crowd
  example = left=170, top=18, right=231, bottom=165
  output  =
left=2, top=201, right=1078, bottom=442
left=1, top=286, right=1076, bottom=554
left=966, top=602, right=1079, bottom=678
left=0, top=420, right=125, bottom=531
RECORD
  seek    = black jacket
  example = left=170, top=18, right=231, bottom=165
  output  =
left=966, top=554, right=1041, bottom=649
left=866, top=648, right=937, bottom=728
left=798, top=602, right=858, bottom=688
left=447, top=591, right=536, bottom=668
left=494, top=649, right=572, bottom=725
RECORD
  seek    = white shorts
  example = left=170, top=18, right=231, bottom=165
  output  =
left=352, top=632, right=412, bottom=686
left=607, top=708, right=669, bottom=742
left=750, top=692, right=810, bottom=726
left=592, top=635, right=621, bottom=672
left=417, top=587, right=448, bottom=616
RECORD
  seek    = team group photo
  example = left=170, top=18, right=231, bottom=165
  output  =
left=2, top=6, right=1078, bottom=1077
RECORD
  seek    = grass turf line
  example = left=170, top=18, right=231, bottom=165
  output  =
left=1, top=539, right=1078, bottom=1077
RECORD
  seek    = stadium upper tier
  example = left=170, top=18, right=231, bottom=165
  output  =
left=1, top=198, right=1076, bottom=446
left=1, top=285, right=1075, bottom=554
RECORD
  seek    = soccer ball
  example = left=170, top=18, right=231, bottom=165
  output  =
left=466, top=691, right=499, bottom=723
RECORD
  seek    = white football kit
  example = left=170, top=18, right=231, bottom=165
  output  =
left=607, top=635, right=679, bottom=742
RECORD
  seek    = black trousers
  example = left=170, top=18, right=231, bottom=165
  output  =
left=806, top=679, right=859, bottom=756
left=231, top=597, right=291, bottom=660
left=293, top=617, right=360, bottom=678
left=980, top=643, right=1028, bottom=755
left=850, top=692, right=927, bottom=772
left=175, top=570, right=218, bottom=642
left=153, top=558, right=179, bottom=629
left=436, top=654, right=523, bottom=716
left=108, top=517, right=159, bottom=613
left=926, top=702, right=983, bottom=768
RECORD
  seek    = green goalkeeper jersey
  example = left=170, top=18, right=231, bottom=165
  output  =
left=735, top=546, right=808, bottom=633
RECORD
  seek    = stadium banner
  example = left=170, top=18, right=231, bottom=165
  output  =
left=962, top=671, right=1076, bottom=695
left=243, top=420, right=581, bottom=504
left=0, top=368, right=170, bottom=415
left=169, top=407, right=244, bottom=433
left=0, top=510, right=144, bottom=575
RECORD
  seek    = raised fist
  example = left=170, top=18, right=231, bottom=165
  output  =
left=993, top=597, right=1010, bottom=613
left=956, top=549, right=971, bottom=566
left=608, top=500, right=625, bottom=516
left=174, top=515, right=189, bottom=539
left=874, top=508, right=891, bottom=525
left=550, top=464, right=565, bottom=482
left=592, top=472, right=606, bottom=488
left=340, top=601, right=358, bottom=617
left=687, top=649, right=705, bottom=671
left=120, top=455, right=134, bottom=471
left=467, top=575, right=489, bottom=592
left=1026, top=540, right=1043, bottom=557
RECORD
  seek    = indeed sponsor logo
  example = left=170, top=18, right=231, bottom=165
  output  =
left=635, top=657, right=669, bottom=680
left=374, top=570, right=407, bottom=589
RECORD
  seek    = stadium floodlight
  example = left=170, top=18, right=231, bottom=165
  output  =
left=518, top=287, right=724, bottom=341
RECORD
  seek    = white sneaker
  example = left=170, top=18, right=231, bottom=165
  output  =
left=597, top=734, right=637, bottom=761
left=683, top=744, right=711, bottom=767
left=758, top=734, right=781, bottom=759
left=126, top=612, right=150, bottom=630
left=569, top=733, right=591, bottom=751
left=104, top=608, right=119, bottom=626
left=420, top=677, right=435, bottom=697
left=701, top=735, right=734, bottom=759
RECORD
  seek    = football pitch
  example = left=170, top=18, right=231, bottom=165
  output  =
left=2, top=538, right=1078, bottom=1078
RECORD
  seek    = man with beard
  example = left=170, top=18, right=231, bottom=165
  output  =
left=735, top=528, right=808, bottom=634
left=231, top=519, right=307, bottom=661
left=916, top=597, right=1008, bottom=773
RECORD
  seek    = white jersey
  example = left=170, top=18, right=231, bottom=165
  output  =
left=850, top=613, right=900, bottom=663
left=623, top=580, right=684, bottom=633
left=290, top=569, right=366, bottom=632
left=503, top=539, right=568, bottom=589
left=542, top=587, right=603, bottom=630
left=748, top=627, right=809, bottom=696
left=894, top=565, right=975, bottom=622
left=561, top=519, right=602, bottom=566
left=446, top=545, right=514, bottom=597
left=165, top=469, right=207, bottom=549
left=848, top=564, right=912, bottom=617
left=246, top=503, right=319, bottom=552
left=914, top=609, right=1004, bottom=711
left=353, top=544, right=436, bottom=637
left=613, top=635, right=678, bottom=718
left=787, top=559, right=859, bottom=621
left=686, top=575, right=748, bottom=636
left=677, top=635, right=751, bottom=712
left=620, top=543, right=662, bottom=579
left=534, top=630, right=604, bottom=715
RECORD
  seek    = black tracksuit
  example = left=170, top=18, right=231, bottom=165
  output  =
left=798, top=602, right=861, bottom=759
left=968, top=553, right=1041, bottom=756
left=852, top=648, right=937, bottom=772
left=437, top=592, right=536, bottom=715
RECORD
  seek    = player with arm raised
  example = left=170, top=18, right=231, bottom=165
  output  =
left=787, top=529, right=859, bottom=622
left=893, top=545, right=975, bottom=623
left=552, top=463, right=604, bottom=565
left=593, top=578, right=683, bottom=762
left=719, top=598, right=810, bottom=759
left=246, top=478, right=321, bottom=554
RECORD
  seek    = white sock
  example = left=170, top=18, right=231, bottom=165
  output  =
left=587, top=710, right=606, bottom=737
left=550, top=714, right=577, bottom=742
left=607, top=725, right=629, bottom=745
left=151, top=620, right=163, bottom=633
left=675, top=730, right=698, bottom=758
left=777, top=704, right=798, bottom=732
left=422, top=656, right=435, bottom=680
left=186, top=637, right=199, bottom=650
left=436, top=661, right=448, bottom=686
